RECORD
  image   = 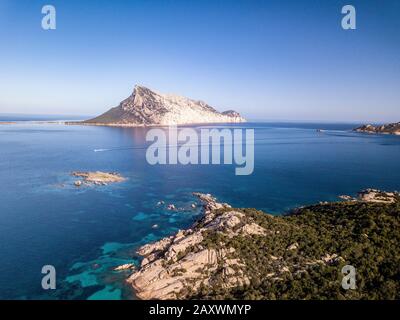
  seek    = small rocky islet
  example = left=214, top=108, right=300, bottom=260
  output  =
left=71, top=171, right=125, bottom=187
left=123, top=189, right=400, bottom=300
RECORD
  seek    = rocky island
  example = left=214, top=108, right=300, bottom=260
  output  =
left=354, top=122, right=400, bottom=135
left=68, top=85, right=245, bottom=127
left=72, top=171, right=125, bottom=186
left=127, top=190, right=400, bottom=300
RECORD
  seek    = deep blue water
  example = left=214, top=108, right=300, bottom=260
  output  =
left=0, top=121, right=400, bottom=299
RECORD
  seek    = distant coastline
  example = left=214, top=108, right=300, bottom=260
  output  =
left=3, top=115, right=400, bottom=138
left=0, top=113, right=90, bottom=122
left=354, top=122, right=400, bottom=135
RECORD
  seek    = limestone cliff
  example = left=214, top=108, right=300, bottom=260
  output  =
left=82, top=85, right=246, bottom=126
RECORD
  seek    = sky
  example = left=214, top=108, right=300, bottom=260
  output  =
left=0, top=0, right=399, bottom=122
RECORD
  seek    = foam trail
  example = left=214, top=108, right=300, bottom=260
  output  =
left=93, top=146, right=148, bottom=152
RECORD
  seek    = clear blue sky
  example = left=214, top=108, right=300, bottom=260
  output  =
left=0, top=0, right=399, bottom=122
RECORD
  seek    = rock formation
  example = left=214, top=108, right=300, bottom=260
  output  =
left=77, top=85, right=246, bottom=126
left=127, top=193, right=262, bottom=299
left=71, top=171, right=125, bottom=186
left=357, top=189, right=400, bottom=203
left=354, top=122, right=400, bottom=135
left=125, top=188, right=400, bottom=300
left=339, top=189, right=400, bottom=203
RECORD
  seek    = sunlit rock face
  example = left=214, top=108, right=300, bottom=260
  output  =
left=354, top=122, right=400, bottom=135
left=84, top=85, right=246, bottom=126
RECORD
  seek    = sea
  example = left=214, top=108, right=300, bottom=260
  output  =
left=0, top=115, right=399, bottom=299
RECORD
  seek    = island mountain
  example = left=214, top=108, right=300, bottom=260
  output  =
left=81, top=85, right=245, bottom=126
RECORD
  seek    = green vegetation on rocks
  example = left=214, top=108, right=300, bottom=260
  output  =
left=129, top=191, right=400, bottom=300
left=195, top=201, right=400, bottom=300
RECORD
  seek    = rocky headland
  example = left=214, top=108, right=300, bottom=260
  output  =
left=354, top=122, right=400, bottom=135
left=68, top=85, right=245, bottom=127
left=126, top=190, right=400, bottom=300
left=339, top=189, right=400, bottom=203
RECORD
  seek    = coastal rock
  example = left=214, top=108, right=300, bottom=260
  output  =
left=138, top=236, right=174, bottom=256
left=114, top=263, right=136, bottom=271
left=164, top=232, right=204, bottom=262
left=339, top=190, right=399, bottom=203
left=167, top=204, right=176, bottom=211
left=339, top=195, right=354, bottom=201
left=127, top=193, right=259, bottom=300
left=127, top=189, right=400, bottom=300
left=75, top=85, right=246, bottom=127
left=354, top=122, right=400, bottom=135
left=71, top=171, right=125, bottom=186
left=141, top=252, right=160, bottom=267
left=357, top=189, right=399, bottom=203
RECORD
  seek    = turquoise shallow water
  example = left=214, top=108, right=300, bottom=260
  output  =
left=0, top=121, right=399, bottom=299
